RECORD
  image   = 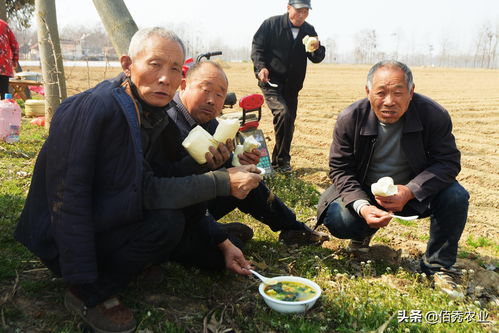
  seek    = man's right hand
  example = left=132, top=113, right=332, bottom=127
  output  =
left=257, top=68, right=270, bottom=83
left=359, top=205, right=392, bottom=228
left=205, top=140, right=234, bottom=170
left=227, top=165, right=263, bottom=199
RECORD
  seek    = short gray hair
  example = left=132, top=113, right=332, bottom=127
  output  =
left=186, top=61, right=228, bottom=85
left=128, top=27, right=185, bottom=60
left=367, top=60, right=414, bottom=90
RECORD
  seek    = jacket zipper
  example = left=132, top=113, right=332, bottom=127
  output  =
left=361, top=137, right=377, bottom=184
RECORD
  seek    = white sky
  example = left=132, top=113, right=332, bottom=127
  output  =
left=50, top=0, right=499, bottom=56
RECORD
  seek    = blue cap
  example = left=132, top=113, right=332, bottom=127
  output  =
left=4, top=93, right=12, bottom=99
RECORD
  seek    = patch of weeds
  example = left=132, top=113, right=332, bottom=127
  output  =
left=265, top=173, right=320, bottom=208
left=393, top=217, right=417, bottom=227
left=466, top=235, right=492, bottom=249
left=418, top=234, right=430, bottom=241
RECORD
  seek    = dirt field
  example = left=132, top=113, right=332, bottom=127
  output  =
left=27, top=63, right=499, bottom=260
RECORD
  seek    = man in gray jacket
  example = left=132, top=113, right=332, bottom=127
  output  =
left=317, top=60, right=469, bottom=297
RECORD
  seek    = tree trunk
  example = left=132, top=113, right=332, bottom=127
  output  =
left=35, top=0, right=66, bottom=127
left=92, top=0, right=137, bottom=57
left=0, top=0, right=6, bottom=21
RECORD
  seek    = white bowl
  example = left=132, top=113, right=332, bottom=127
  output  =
left=258, top=275, right=322, bottom=314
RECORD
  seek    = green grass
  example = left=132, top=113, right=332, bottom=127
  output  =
left=0, top=121, right=496, bottom=332
left=466, top=235, right=493, bottom=249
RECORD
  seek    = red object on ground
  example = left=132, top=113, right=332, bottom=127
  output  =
left=30, top=116, right=45, bottom=127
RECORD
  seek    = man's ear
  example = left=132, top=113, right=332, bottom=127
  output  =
left=365, top=85, right=370, bottom=96
left=180, top=78, right=187, bottom=91
left=120, top=55, right=132, bottom=76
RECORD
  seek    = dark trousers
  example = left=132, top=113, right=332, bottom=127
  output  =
left=322, top=182, right=469, bottom=272
left=260, top=86, right=299, bottom=167
left=0, top=75, right=9, bottom=99
left=44, top=209, right=231, bottom=307
left=208, top=181, right=304, bottom=232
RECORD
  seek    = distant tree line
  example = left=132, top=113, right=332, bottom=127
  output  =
left=5, top=0, right=498, bottom=69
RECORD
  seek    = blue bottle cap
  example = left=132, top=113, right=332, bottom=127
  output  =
left=4, top=93, right=12, bottom=99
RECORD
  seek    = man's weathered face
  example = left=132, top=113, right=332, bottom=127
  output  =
left=366, top=66, right=414, bottom=124
left=180, top=64, right=228, bottom=124
left=287, top=5, right=309, bottom=27
left=125, top=36, right=184, bottom=107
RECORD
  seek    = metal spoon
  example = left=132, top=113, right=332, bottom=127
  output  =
left=249, top=269, right=278, bottom=285
left=267, top=82, right=278, bottom=88
left=391, top=214, right=419, bottom=221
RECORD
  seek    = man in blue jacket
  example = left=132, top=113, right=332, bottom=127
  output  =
left=14, top=27, right=261, bottom=333
left=251, top=0, right=325, bottom=172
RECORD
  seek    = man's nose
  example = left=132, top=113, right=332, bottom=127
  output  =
left=384, top=94, right=394, bottom=105
left=158, top=71, right=171, bottom=85
left=206, top=94, right=215, bottom=105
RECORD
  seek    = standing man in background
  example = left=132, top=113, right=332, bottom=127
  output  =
left=251, top=0, right=325, bottom=173
left=0, top=19, right=19, bottom=99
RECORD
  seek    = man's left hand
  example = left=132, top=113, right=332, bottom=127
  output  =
left=375, top=185, right=415, bottom=212
left=218, top=239, right=252, bottom=275
left=238, top=149, right=261, bottom=165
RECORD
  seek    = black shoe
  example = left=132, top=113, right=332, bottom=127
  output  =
left=275, top=164, right=293, bottom=174
left=279, top=225, right=329, bottom=246
left=65, top=289, right=136, bottom=333
left=218, top=222, right=254, bottom=243
left=346, top=234, right=374, bottom=253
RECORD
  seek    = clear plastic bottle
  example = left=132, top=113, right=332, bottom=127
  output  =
left=0, top=93, right=22, bottom=143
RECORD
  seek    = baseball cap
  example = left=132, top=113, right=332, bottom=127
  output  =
left=288, top=0, right=312, bottom=9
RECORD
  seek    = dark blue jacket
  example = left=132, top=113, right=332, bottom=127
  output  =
left=14, top=76, right=144, bottom=284
left=14, top=76, right=231, bottom=284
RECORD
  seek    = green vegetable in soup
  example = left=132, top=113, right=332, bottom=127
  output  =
left=264, top=281, right=316, bottom=302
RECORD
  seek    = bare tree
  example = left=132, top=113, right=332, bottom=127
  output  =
left=354, top=29, right=377, bottom=64
left=35, top=0, right=66, bottom=126
left=473, top=23, right=498, bottom=68
left=92, top=0, right=137, bottom=57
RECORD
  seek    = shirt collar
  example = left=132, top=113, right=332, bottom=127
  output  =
left=173, top=92, right=198, bottom=129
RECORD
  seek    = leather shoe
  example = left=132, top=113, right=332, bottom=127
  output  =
left=279, top=225, right=329, bottom=246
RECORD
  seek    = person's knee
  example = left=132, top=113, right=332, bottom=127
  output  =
left=438, top=182, right=470, bottom=209
left=142, top=210, right=185, bottom=246
left=322, top=201, right=359, bottom=239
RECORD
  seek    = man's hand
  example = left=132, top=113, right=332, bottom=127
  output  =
left=257, top=68, right=270, bottom=83
left=218, top=239, right=252, bottom=275
left=238, top=148, right=261, bottom=165
left=205, top=139, right=234, bottom=170
left=359, top=205, right=392, bottom=228
left=227, top=165, right=262, bottom=199
left=375, top=185, right=415, bottom=212
left=308, top=36, right=320, bottom=52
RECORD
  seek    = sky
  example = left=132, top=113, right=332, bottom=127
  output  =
left=49, top=0, right=499, bottom=56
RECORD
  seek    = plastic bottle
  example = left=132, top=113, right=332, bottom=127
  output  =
left=0, top=93, right=22, bottom=143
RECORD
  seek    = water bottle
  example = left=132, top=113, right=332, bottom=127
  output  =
left=0, top=93, right=22, bottom=143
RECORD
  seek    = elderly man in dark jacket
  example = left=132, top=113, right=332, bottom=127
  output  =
left=165, top=61, right=329, bottom=246
left=317, top=60, right=469, bottom=296
left=14, top=27, right=260, bottom=333
left=251, top=0, right=325, bottom=172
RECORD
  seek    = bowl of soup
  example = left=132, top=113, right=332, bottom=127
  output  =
left=258, top=275, right=321, bottom=313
